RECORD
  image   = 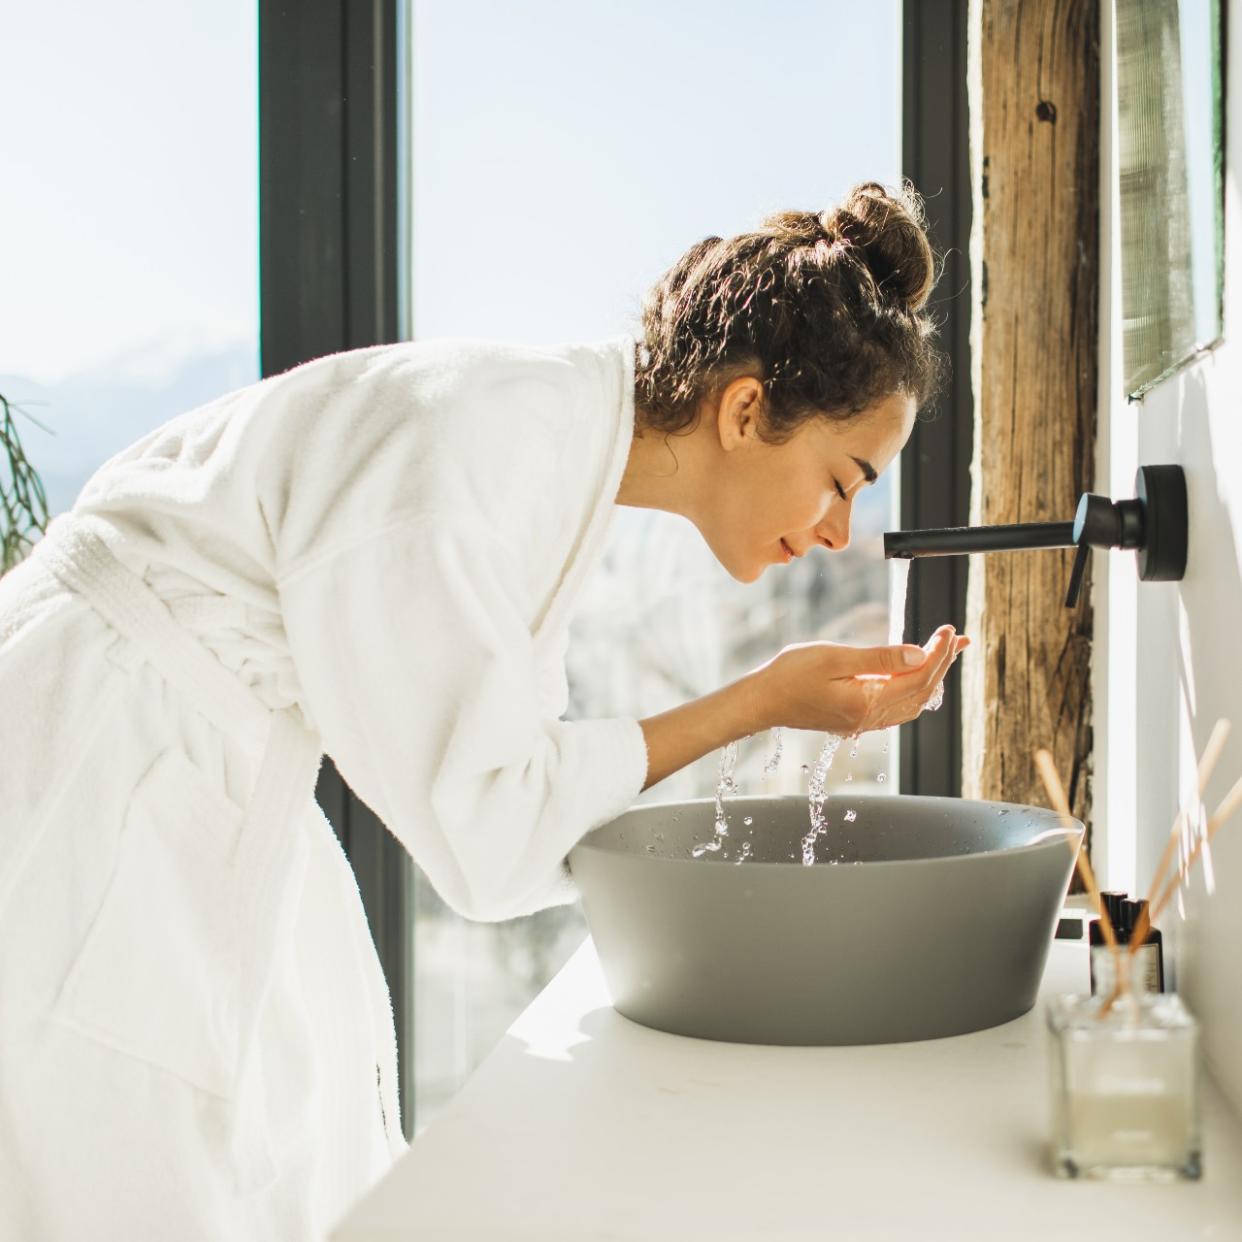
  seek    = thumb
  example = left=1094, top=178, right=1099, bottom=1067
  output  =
left=834, top=642, right=928, bottom=677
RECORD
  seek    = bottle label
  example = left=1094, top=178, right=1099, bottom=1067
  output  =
left=1135, top=942, right=1162, bottom=993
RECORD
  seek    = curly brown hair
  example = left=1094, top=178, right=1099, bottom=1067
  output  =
left=633, top=180, right=946, bottom=442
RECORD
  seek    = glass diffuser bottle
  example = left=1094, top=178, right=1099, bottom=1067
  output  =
left=1046, top=951, right=1201, bottom=1181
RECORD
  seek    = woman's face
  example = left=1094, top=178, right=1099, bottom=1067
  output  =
left=700, top=382, right=917, bottom=583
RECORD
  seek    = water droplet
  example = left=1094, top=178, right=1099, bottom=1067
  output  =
left=877, top=772, right=887, bottom=783
left=742, top=816, right=753, bottom=826
left=800, top=764, right=810, bottom=775
left=645, top=844, right=656, bottom=853
left=845, top=772, right=853, bottom=783
left=844, top=809, right=857, bottom=823
left=761, top=727, right=784, bottom=776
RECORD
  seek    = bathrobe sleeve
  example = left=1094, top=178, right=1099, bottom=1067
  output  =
left=277, top=513, right=649, bottom=922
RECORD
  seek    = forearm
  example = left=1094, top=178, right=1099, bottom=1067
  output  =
left=638, top=670, right=772, bottom=791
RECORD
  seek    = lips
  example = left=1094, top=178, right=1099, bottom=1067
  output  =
left=779, top=538, right=795, bottom=563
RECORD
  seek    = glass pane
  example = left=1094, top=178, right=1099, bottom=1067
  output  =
left=0, top=3, right=259, bottom=524
left=409, top=0, right=901, bottom=1132
left=1117, top=0, right=1224, bottom=396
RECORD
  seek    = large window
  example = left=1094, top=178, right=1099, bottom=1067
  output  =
left=0, top=2, right=259, bottom=516
left=408, top=0, right=902, bottom=1131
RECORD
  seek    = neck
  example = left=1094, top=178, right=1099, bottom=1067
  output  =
left=615, top=418, right=708, bottom=524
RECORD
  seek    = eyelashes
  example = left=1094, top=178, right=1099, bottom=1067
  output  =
left=833, top=478, right=847, bottom=501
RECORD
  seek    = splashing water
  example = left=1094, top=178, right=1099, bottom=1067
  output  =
left=691, top=740, right=740, bottom=857
left=716, top=740, right=739, bottom=823
left=889, top=558, right=911, bottom=646
left=925, top=681, right=945, bottom=713
left=801, top=733, right=844, bottom=865
left=761, top=727, right=784, bottom=776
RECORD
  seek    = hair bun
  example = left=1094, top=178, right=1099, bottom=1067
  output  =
left=825, top=181, right=935, bottom=312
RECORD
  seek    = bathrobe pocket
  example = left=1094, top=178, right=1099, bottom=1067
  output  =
left=53, top=745, right=246, bottom=1099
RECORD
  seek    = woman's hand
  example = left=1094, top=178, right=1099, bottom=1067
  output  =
left=638, top=625, right=969, bottom=791
left=747, top=625, right=969, bottom=736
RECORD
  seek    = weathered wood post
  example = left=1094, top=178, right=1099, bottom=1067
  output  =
left=962, top=0, right=1100, bottom=842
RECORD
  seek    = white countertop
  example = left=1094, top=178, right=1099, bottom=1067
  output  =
left=333, top=935, right=1242, bottom=1241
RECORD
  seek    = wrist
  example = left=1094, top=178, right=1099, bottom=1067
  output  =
left=727, top=666, right=776, bottom=736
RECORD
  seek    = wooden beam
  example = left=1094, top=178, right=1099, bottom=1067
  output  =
left=963, top=0, right=1100, bottom=843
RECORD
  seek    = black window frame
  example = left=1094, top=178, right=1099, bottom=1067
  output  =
left=899, top=0, right=974, bottom=797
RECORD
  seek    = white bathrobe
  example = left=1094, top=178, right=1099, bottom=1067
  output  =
left=0, top=335, right=649, bottom=1241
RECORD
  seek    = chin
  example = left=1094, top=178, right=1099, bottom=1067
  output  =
left=701, top=531, right=766, bottom=583
left=727, top=558, right=767, bottom=584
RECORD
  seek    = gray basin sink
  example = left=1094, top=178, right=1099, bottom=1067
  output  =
left=568, top=793, right=1082, bottom=1046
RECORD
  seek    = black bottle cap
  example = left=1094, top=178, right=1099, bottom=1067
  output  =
left=1124, top=898, right=1152, bottom=937
left=1098, top=890, right=1128, bottom=936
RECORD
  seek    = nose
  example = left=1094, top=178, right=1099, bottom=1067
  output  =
left=815, top=497, right=853, bottom=552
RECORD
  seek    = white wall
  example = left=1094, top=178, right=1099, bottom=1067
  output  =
left=1096, top=0, right=1242, bottom=1116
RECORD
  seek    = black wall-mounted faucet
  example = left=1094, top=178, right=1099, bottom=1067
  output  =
left=883, top=465, right=1188, bottom=608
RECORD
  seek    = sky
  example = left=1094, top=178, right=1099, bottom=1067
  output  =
left=410, top=0, right=901, bottom=343
left=1, top=0, right=900, bottom=383
left=0, top=0, right=259, bottom=387
left=0, top=0, right=900, bottom=512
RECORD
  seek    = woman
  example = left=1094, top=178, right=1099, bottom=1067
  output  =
left=0, top=180, right=967, bottom=1240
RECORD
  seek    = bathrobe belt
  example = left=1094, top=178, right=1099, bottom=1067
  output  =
left=33, top=511, right=324, bottom=1192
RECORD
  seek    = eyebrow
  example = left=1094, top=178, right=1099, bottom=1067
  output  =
left=850, top=456, right=877, bottom=484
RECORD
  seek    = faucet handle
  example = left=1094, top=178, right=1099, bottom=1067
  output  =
left=1064, top=541, right=1090, bottom=609
left=1063, top=493, right=1113, bottom=609
left=1063, top=490, right=1148, bottom=608
left=1072, top=492, right=1133, bottom=548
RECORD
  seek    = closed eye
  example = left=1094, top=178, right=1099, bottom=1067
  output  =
left=833, top=478, right=847, bottom=501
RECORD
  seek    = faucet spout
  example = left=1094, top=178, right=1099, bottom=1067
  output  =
left=881, top=464, right=1187, bottom=610
left=883, top=520, right=1076, bottom=560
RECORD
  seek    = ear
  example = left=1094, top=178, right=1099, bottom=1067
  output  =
left=715, top=376, right=765, bottom=451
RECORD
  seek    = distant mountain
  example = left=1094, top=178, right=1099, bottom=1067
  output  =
left=0, top=339, right=259, bottom=517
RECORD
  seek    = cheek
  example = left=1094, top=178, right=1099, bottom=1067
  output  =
left=771, top=478, right=829, bottom=531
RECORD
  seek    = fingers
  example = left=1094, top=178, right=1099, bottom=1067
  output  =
left=859, top=626, right=966, bottom=730
left=929, top=627, right=959, bottom=680
left=886, top=629, right=954, bottom=714
left=836, top=627, right=970, bottom=681
left=836, top=642, right=931, bottom=677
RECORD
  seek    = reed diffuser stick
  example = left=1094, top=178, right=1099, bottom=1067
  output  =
left=1033, top=750, right=1123, bottom=976
left=1128, top=719, right=1231, bottom=961
left=1101, top=765, right=1242, bottom=1020
left=1125, top=813, right=1184, bottom=966
left=1149, top=773, right=1242, bottom=923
